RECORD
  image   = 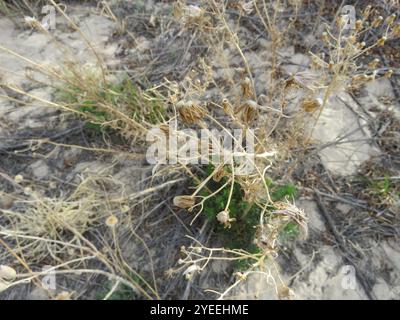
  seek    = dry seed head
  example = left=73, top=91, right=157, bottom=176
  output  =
left=337, top=15, right=346, bottom=28
left=377, top=36, right=386, bottom=46
left=216, top=210, right=235, bottom=228
left=173, top=195, right=195, bottom=209
left=105, top=215, right=118, bottom=228
left=368, top=58, right=380, bottom=69
left=371, top=16, right=384, bottom=28
left=310, top=55, right=324, bottom=69
left=236, top=100, right=258, bottom=124
left=347, top=35, right=356, bottom=44
left=172, top=3, right=183, bottom=19
left=362, top=5, right=372, bottom=20
left=0, top=265, right=17, bottom=282
left=216, top=210, right=228, bottom=223
left=23, top=187, right=32, bottom=195
left=352, top=74, right=368, bottom=84
left=178, top=4, right=204, bottom=26
left=392, top=24, right=400, bottom=38
left=241, top=77, right=253, bottom=98
left=355, top=20, right=363, bottom=31
left=239, top=1, right=254, bottom=14
left=221, top=98, right=233, bottom=115
left=384, top=69, right=393, bottom=78
left=386, top=14, right=396, bottom=26
left=24, top=16, right=44, bottom=31
left=184, top=5, right=203, bottom=19
left=213, top=166, right=226, bottom=182
left=357, top=41, right=366, bottom=49
left=183, top=264, right=201, bottom=279
left=193, top=246, right=202, bottom=254
left=234, top=272, right=247, bottom=281
left=301, top=98, right=321, bottom=113
left=177, top=100, right=206, bottom=125
left=14, top=175, right=24, bottom=183
left=278, top=285, right=292, bottom=300
left=321, top=32, right=329, bottom=42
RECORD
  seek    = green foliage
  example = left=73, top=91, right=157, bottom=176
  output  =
left=96, top=282, right=137, bottom=300
left=58, top=77, right=166, bottom=131
left=270, top=183, right=298, bottom=201
left=198, top=165, right=261, bottom=270
left=96, top=274, right=146, bottom=300
left=196, top=166, right=301, bottom=270
left=368, top=176, right=392, bottom=197
left=279, top=221, right=300, bottom=242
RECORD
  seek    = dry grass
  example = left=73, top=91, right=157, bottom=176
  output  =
left=0, top=0, right=399, bottom=300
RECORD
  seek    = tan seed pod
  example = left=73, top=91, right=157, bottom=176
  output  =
left=159, top=124, right=170, bottom=135
left=173, top=195, right=195, bottom=209
left=213, top=166, right=226, bottom=182
left=355, top=20, right=363, bottom=31
left=241, top=77, right=253, bottom=98
left=172, top=3, right=183, bottom=19
left=371, top=16, right=383, bottom=28
left=0, top=265, right=17, bottom=282
left=177, top=100, right=206, bottom=125
left=277, top=285, right=292, bottom=300
left=362, top=5, right=372, bottom=20
left=385, top=14, right=396, bottom=26
left=301, top=98, right=321, bottom=113
left=236, top=100, right=258, bottom=124
left=336, top=15, right=345, bottom=28
left=221, top=98, right=233, bottom=115
left=392, top=24, right=400, bottom=38
left=352, top=74, right=368, bottom=83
